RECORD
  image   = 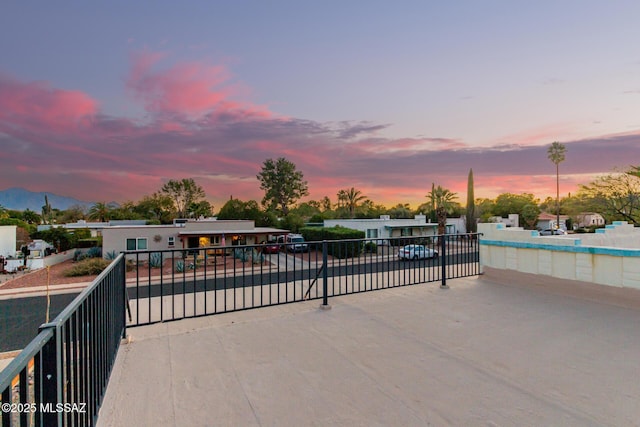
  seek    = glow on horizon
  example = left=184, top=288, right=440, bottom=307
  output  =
left=1, top=2, right=640, bottom=209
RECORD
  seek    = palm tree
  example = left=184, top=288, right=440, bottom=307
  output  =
left=547, top=141, right=567, bottom=229
left=343, top=187, right=367, bottom=218
left=427, top=184, right=458, bottom=235
left=336, top=190, right=348, bottom=209
left=88, top=202, right=112, bottom=222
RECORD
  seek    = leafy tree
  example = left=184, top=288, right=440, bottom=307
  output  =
left=218, top=198, right=258, bottom=220
left=110, top=201, right=141, bottom=220
left=492, top=193, right=539, bottom=219
left=578, top=171, right=640, bottom=224
left=135, top=192, right=175, bottom=223
left=32, top=227, right=76, bottom=251
left=548, top=141, right=567, bottom=229
left=257, top=157, right=309, bottom=216
left=188, top=200, right=213, bottom=218
left=161, top=178, right=206, bottom=218
left=56, top=205, right=86, bottom=223
left=20, top=209, right=41, bottom=225
left=426, top=184, right=458, bottom=235
left=280, top=213, right=305, bottom=233
left=466, top=169, right=477, bottom=233
left=320, top=196, right=332, bottom=212
left=0, top=205, right=7, bottom=220
left=292, top=202, right=322, bottom=220
left=475, top=198, right=496, bottom=222
left=387, top=203, right=413, bottom=219
left=358, top=200, right=387, bottom=219
left=521, top=204, right=541, bottom=230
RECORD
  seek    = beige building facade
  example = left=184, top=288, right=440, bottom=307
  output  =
left=102, top=219, right=288, bottom=259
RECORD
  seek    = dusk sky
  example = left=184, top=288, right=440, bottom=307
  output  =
left=2, top=1, right=640, bottom=209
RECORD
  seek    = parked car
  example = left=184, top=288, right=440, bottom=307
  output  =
left=262, top=241, right=281, bottom=254
left=397, top=244, right=438, bottom=260
left=277, top=234, right=309, bottom=252
left=539, top=229, right=567, bottom=236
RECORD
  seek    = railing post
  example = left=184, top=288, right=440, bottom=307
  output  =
left=39, top=322, right=62, bottom=427
left=121, top=255, right=128, bottom=339
left=440, top=234, right=449, bottom=289
left=321, top=240, right=331, bottom=309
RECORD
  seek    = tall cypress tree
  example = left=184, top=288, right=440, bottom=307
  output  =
left=466, top=169, right=477, bottom=233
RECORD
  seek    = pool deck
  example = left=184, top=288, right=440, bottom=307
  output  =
left=97, top=271, right=640, bottom=426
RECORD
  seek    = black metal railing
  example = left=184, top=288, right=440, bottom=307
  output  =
left=125, top=233, right=480, bottom=326
left=0, top=254, right=126, bottom=427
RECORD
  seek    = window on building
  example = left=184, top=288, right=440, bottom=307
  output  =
left=367, top=229, right=378, bottom=238
left=126, top=238, right=148, bottom=251
left=137, top=238, right=147, bottom=250
left=168, top=236, right=175, bottom=247
left=401, top=228, right=412, bottom=237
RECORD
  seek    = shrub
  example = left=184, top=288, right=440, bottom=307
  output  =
left=175, top=260, right=185, bottom=273
left=299, top=226, right=366, bottom=259
left=105, top=250, right=118, bottom=260
left=65, top=258, right=111, bottom=277
left=149, top=252, right=163, bottom=268
left=234, top=248, right=250, bottom=262
left=252, top=249, right=264, bottom=264
left=86, top=247, right=102, bottom=258
left=363, top=242, right=377, bottom=253
left=73, top=249, right=85, bottom=261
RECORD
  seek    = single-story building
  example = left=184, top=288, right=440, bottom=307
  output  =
left=38, top=219, right=148, bottom=237
left=536, top=212, right=569, bottom=231
left=323, top=215, right=446, bottom=241
left=487, top=214, right=520, bottom=228
left=102, top=219, right=289, bottom=260
left=575, top=212, right=605, bottom=228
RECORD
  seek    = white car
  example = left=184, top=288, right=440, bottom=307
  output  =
left=397, top=244, right=438, bottom=260
left=539, top=229, right=567, bottom=236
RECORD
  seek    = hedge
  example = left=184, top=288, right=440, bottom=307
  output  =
left=299, top=226, right=365, bottom=259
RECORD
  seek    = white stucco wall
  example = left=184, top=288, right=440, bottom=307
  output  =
left=0, top=225, right=17, bottom=257
left=479, top=221, right=640, bottom=290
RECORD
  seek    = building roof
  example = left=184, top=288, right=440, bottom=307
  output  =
left=383, top=224, right=438, bottom=229
left=537, top=212, right=570, bottom=221
left=178, top=227, right=288, bottom=236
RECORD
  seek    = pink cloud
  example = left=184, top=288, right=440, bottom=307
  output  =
left=3, top=56, right=640, bottom=210
left=0, top=75, right=97, bottom=132
left=126, top=51, right=271, bottom=118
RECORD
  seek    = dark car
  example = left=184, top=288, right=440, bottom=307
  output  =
left=262, top=241, right=281, bottom=254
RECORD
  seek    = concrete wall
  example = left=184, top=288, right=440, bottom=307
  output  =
left=0, top=225, right=17, bottom=257
left=479, top=221, right=640, bottom=290
left=5, top=249, right=78, bottom=272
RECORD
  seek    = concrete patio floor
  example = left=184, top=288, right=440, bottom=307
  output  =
left=97, top=273, right=640, bottom=426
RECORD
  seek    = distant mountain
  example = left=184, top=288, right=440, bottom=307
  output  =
left=0, top=188, right=93, bottom=211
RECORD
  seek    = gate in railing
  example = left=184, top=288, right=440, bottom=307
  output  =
left=124, top=234, right=480, bottom=327
left=0, top=254, right=126, bottom=427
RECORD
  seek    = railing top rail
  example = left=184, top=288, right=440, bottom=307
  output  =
left=0, top=328, right=54, bottom=391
